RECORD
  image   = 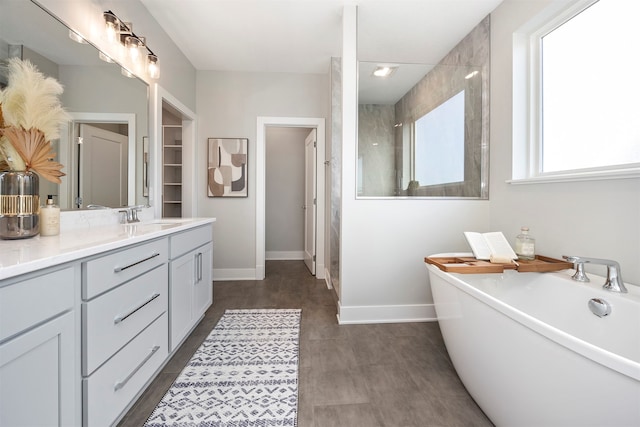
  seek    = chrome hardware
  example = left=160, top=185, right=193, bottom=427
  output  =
left=114, top=345, right=160, bottom=391
left=563, top=256, right=627, bottom=293
left=194, top=252, right=203, bottom=282
left=113, top=252, right=160, bottom=273
left=588, top=298, right=611, bottom=318
left=113, top=293, right=161, bottom=324
left=117, top=204, right=147, bottom=223
left=563, top=256, right=590, bottom=282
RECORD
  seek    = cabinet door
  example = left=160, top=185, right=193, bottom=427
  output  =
left=193, top=243, right=213, bottom=319
left=169, top=252, right=194, bottom=351
left=0, top=311, right=75, bottom=427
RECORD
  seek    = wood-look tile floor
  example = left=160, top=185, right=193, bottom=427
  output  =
left=118, top=260, right=493, bottom=427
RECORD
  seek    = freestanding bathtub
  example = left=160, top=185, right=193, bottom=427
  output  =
left=426, top=254, right=640, bottom=427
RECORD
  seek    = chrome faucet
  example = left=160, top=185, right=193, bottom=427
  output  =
left=118, top=205, right=146, bottom=224
left=562, top=256, right=627, bottom=293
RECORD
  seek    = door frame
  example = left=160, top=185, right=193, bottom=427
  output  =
left=151, top=84, right=197, bottom=218
left=256, top=117, right=326, bottom=280
left=303, top=129, right=317, bottom=275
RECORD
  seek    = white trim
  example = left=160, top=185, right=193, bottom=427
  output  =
left=213, top=268, right=257, bottom=281
left=324, top=266, right=332, bottom=290
left=256, top=116, right=326, bottom=280
left=265, top=251, right=304, bottom=260
left=513, top=0, right=633, bottom=182
left=150, top=84, right=198, bottom=219
left=508, top=166, right=640, bottom=185
left=336, top=302, right=437, bottom=324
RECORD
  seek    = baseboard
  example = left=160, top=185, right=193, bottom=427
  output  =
left=212, top=268, right=258, bottom=281
left=265, top=251, right=304, bottom=260
left=324, top=267, right=332, bottom=289
left=315, top=262, right=325, bottom=280
left=336, top=302, right=437, bottom=324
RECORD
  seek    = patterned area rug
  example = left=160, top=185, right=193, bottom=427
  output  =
left=145, top=309, right=301, bottom=427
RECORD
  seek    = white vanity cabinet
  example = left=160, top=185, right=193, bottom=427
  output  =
left=0, top=217, right=215, bottom=427
left=81, top=238, right=169, bottom=427
left=169, top=224, right=213, bottom=351
left=0, top=266, right=79, bottom=427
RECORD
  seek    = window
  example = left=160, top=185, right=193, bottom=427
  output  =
left=513, top=0, right=640, bottom=182
left=414, top=90, right=465, bottom=186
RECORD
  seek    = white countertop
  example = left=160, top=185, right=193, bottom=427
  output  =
left=0, top=218, right=216, bottom=281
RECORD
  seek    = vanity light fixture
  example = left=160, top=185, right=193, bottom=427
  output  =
left=147, top=54, right=160, bottom=79
left=124, top=35, right=144, bottom=61
left=373, top=65, right=398, bottom=78
left=102, top=10, right=160, bottom=79
left=103, top=10, right=119, bottom=44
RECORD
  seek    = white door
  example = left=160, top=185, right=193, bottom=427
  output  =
left=79, top=124, right=128, bottom=208
left=303, top=129, right=317, bottom=274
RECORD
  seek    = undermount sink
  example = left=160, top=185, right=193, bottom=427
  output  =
left=121, top=219, right=187, bottom=236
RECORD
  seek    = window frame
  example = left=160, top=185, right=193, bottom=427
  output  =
left=510, top=0, right=640, bottom=184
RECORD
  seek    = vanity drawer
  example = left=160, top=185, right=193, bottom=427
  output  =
left=83, top=237, right=168, bottom=299
left=83, top=312, right=168, bottom=427
left=0, top=266, right=75, bottom=343
left=170, top=225, right=212, bottom=259
left=83, top=264, right=167, bottom=376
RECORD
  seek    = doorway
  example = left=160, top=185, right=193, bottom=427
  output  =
left=264, top=127, right=316, bottom=274
left=78, top=124, right=128, bottom=208
left=59, top=112, right=136, bottom=210
left=151, top=85, right=197, bottom=219
left=256, top=117, right=326, bottom=280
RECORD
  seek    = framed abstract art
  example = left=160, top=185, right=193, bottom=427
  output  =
left=207, top=138, right=248, bottom=197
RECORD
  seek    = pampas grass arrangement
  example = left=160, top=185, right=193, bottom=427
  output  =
left=0, top=58, right=69, bottom=183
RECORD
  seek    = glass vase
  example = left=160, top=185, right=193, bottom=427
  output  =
left=0, top=171, right=40, bottom=239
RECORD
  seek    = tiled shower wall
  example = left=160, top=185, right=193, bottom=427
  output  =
left=357, top=15, right=490, bottom=198
left=357, top=104, right=396, bottom=196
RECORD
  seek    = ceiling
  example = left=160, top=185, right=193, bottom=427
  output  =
left=141, top=0, right=504, bottom=74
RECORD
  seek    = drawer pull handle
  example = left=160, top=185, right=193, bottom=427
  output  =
left=195, top=252, right=203, bottom=282
left=114, top=345, right=160, bottom=392
left=114, top=293, right=161, bottom=324
left=114, top=252, right=160, bottom=273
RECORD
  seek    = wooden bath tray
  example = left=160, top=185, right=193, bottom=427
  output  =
left=425, top=255, right=573, bottom=274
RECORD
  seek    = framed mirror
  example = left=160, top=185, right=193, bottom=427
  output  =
left=0, top=0, right=149, bottom=210
left=357, top=16, right=489, bottom=199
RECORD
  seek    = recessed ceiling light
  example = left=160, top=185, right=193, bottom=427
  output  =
left=373, top=65, right=398, bottom=78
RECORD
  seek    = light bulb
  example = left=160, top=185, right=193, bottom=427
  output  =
left=147, top=55, right=160, bottom=79
left=103, top=11, right=119, bottom=44
left=125, top=36, right=141, bottom=61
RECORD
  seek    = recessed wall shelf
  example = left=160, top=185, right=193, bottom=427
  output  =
left=162, top=124, right=182, bottom=217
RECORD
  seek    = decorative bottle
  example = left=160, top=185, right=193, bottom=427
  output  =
left=39, top=195, right=60, bottom=236
left=515, top=227, right=535, bottom=260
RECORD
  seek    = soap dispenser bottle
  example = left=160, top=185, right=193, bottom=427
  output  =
left=40, top=195, right=60, bottom=236
left=515, top=226, right=535, bottom=260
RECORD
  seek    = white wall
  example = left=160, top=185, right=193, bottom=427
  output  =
left=336, top=5, right=492, bottom=324
left=490, top=0, right=640, bottom=286
left=196, top=71, right=329, bottom=279
left=265, top=127, right=308, bottom=259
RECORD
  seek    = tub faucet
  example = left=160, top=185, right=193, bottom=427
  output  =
left=562, top=256, right=627, bottom=293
